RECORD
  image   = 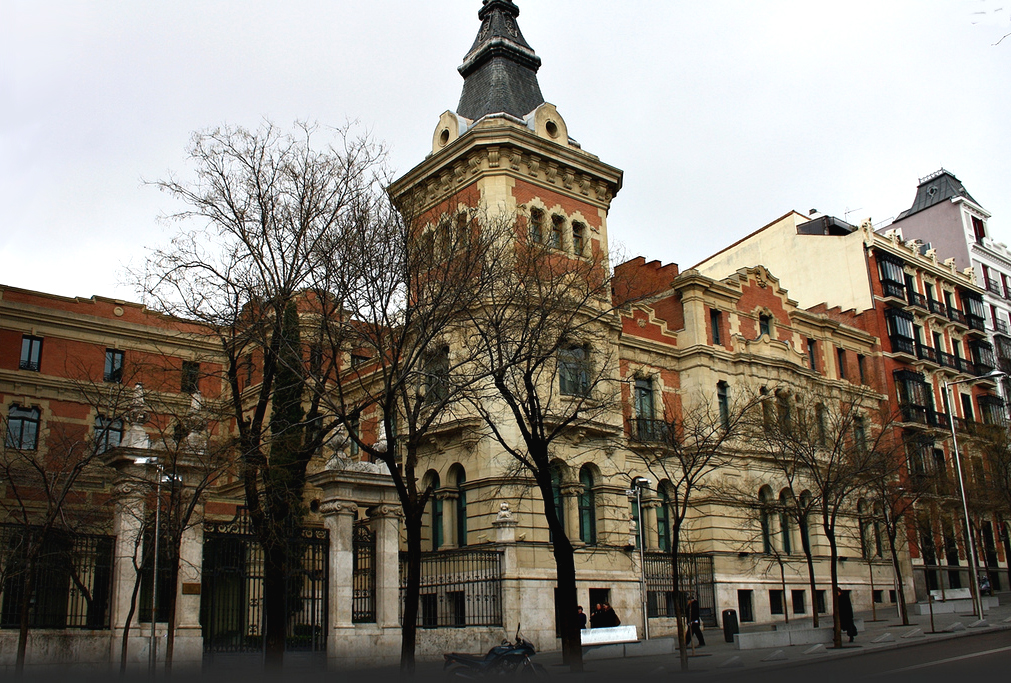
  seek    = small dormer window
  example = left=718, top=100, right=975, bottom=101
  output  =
left=759, top=314, right=772, bottom=338
left=971, top=216, right=986, bottom=243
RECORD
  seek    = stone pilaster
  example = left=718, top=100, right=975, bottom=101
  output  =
left=642, top=500, right=660, bottom=552
left=320, top=500, right=358, bottom=629
left=368, top=504, right=404, bottom=628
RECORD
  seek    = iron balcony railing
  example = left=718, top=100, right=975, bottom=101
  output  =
left=986, top=278, right=1005, bottom=297
left=928, top=299, right=948, bottom=316
left=881, top=280, right=907, bottom=301
left=890, top=336, right=916, bottom=356
left=967, top=314, right=987, bottom=333
left=915, top=343, right=939, bottom=365
left=907, top=291, right=928, bottom=310
left=995, top=319, right=1011, bottom=336
left=17, top=360, right=39, bottom=371
left=629, top=418, right=676, bottom=444
left=948, top=307, right=967, bottom=326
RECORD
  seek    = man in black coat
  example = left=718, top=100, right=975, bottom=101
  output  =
left=837, top=588, right=857, bottom=642
left=687, top=595, right=705, bottom=647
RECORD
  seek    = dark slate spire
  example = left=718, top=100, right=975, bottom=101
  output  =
left=457, top=0, right=545, bottom=121
left=895, top=169, right=980, bottom=222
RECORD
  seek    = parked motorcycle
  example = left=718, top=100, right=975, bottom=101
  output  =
left=444, top=625, right=547, bottom=679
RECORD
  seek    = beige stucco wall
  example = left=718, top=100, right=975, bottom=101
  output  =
left=696, top=213, right=874, bottom=313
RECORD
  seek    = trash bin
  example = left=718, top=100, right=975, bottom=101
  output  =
left=722, top=609, right=739, bottom=643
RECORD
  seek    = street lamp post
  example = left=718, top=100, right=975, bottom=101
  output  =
left=627, top=477, right=651, bottom=640
left=944, top=370, right=1004, bottom=621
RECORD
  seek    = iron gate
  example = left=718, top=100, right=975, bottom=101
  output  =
left=643, top=552, right=717, bottom=627
left=352, top=522, right=375, bottom=623
left=201, top=510, right=329, bottom=653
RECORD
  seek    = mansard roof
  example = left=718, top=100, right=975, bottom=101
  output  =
left=456, top=0, right=546, bottom=121
left=894, top=169, right=980, bottom=222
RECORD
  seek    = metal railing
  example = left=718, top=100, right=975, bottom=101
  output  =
left=929, top=299, right=948, bottom=316
left=401, top=549, right=503, bottom=628
left=948, top=307, right=967, bottom=326
left=629, top=418, right=675, bottom=445
left=643, top=552, right=717, bottom=627
left=881, top=281, right=906, bottom=300
left=0, top=525, right=114, bottom=630
left=907, top=291, right=928, bottom=310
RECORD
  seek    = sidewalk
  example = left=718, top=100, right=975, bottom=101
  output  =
left=403, top=591, right=1011, bottom=680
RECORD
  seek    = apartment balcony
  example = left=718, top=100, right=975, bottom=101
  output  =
left=967, top=314, right=987, bottom=334
left=995, top=318, right=1011, bottom=336
left=907, top=291, right=928, bottom=310
left=889, top=336, right=917, bottom=358
left=947, top=307, right=968, bottom=328
left=628, top=418, right=675, bottom=445
left=898, top=405, right=951, bottom=431
left=986, top=278, right=1005, bottom=298
left=937, top=350, right=960, bottom=372
left=881, top=280, right=907, bottom=302
left=928, top=299, right=948, bottom=317
left=915, top=343, right=940, bottom=367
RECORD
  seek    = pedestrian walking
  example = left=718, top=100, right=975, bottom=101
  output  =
left=837, top=588, right=857, bottom=642
left=687, top=595, right=705, bottom=647
left=576, top=605, right=587, bottom=630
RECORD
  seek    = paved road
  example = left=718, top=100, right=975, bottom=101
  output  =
left=562, top=629, right=1011, bottom=682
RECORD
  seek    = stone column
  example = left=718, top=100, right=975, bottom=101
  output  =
left=368, top=504, right=404, bottom=628
left=171, top=506, right=204, bottom=667
left=110, top=479, right=145, bottom=636
left=438, top=489, right=458, bottom=549
left=561, top=483, right=583, bottom=545
left=493, top=503, right=521, bottom=637
left=642, top=499, right=660, bottom=552
left=321, top=501, right=358, bottom=629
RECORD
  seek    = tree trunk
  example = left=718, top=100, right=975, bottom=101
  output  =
left=400, top=516, right=423, bottom=676
left=887, top=530, right=909, bottom=626
left=551, top=534, right=582, bottom=673
left=15, top=556, right=38, bottom=675
left=799, top=520, right=819, bottom=628
left=671, top=534, right=688, bottom=672
left=164, top=559, right=180, bottom=673
left=827, top=527, right=842, bottom=649
left=120, top=567, right=143, bottom=675
left=780, top=560, right=789, bottom=624
left=262, top=539, right=288, bottom=669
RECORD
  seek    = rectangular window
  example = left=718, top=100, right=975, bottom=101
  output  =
left=792, top=589, right=806, bottom=615
left=807, top=338, right=818, bottom=372
left=769, top=589, right=784, bottom=615
left=349, top=416, right=360, bottom=457
left=873, top=589, right=883, bottom=604
left=181, top=361, right=200, bottom=394
left=710, top=309, right=722, bottom=346
left=857, top=354, right=866, bottom=385
left=853, top=416, right=867, bottom=452
left=960, top=393, right=975, bottom=422
left=717, top=382, right=730, bottom=430
left=350, top=353, right=369, bottom=368
left=972, top=216, right=986, bottom=243
left=5, top=405, right=41, bottom=450
left=424, top=346, right=450, bottom=403
left=836, top=347, right=847, bottom=380
left=95, top=416, right=123, bottom=454
left=885, top=309, right=916, bottom=354
left=529, top=210, right=544, bottom=243
left=571, top=222, right=585, bottom=255
left=759, top=314, right=772, bottom=338
left=104, top=349, right=124, bottom=383
left=633, top=378, right=655, bottom=439
left=815, top=590, right=827, bottom=614
left=19, top=335, right=42, bottom=372
left=558, top=346, right=590, bottom=396
left=550, top=215, right=563, bottom=249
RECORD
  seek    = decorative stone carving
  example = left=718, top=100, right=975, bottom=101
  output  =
left=367, top=504, right=404, bottom=520
left=495, top=502, right=513, bottom=521
left=488, top=147, right=500, bottom=168
left=122, top=383, right=150, bottom=449
left=319, top=501, right=358, bottom=517
left=527, top=154, right=540, bottom=178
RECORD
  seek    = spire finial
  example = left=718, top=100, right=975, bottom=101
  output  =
left=457, top=0, right=545, bottom=121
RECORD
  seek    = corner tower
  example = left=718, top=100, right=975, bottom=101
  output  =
left=389, top=0, right=622, bottom=260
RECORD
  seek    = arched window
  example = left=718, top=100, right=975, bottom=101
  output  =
left=759, top=486, right=774, bottom=554
left=779, top=490, right=793, bottom=554
left=455, top=467, right=468, bottom=547
left=529, top=209, right=544, bottom=243
left=427, top=472, right=443, bottom=551
left=759, top=313, right=773, bottom=338
left=578, top=466, right=596, bottom=544
left=657, top=483, right=673, bottom=552
left=550, top=215, right=564, bottom=249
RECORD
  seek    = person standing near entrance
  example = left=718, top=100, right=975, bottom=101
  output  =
left=687, top=595, right=705, bottom=647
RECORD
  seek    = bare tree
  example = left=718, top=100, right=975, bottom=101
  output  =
left=0, top=380, right=134, bottom=674
left=747, top=389, right=891, bottom=648
left=138, top=120, right=386, bottom=667
left=461, top=224, right=643, bottom=674
left=631, top=388, right=759, bottom=670
left=310, top=200, right=503, bottom=674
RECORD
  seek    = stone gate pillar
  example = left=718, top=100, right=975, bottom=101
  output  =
left=320, top=500, right=358, bottom=629
left=369, top=504, right=404, bottom=628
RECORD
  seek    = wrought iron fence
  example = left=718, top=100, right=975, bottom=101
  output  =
left=400, top=549, right=503, bottom=628
left=352, top=522, right=375, bottom=623
left=201, top=510, right=329, bottom=653
left=643, top=552, right=716, bottom=627
left=0, top=525, right=114, bottom=630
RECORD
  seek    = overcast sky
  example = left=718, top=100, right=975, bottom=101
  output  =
left=2, top=0, right=1009, bottom=301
